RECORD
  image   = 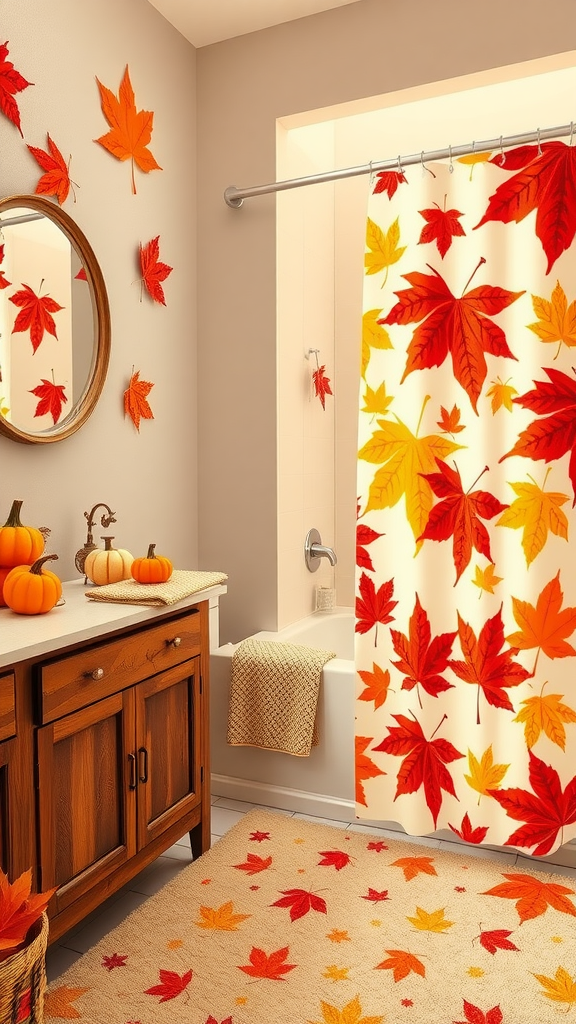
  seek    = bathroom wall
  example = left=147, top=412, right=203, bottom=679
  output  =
left=0, top=0, right=198, bottom=579
left=196, top=0, right=576, bottom=641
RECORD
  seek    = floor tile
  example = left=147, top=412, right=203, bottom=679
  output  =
left=254, top=804, right=295, bottom=817
left=60, top=891, right=149, bottom=954
left=212, top=797, right=258, bottom=812
left=211, top=805, right=250, bottom=835
left=293, top=812, right=348, bottom=828
left=163, top=842, right=195, bottom=862
left=46, top=944, right=82, bottom=983
left=128, top=855, right=190, bottom=896
left=516, top=854, right=576, bottom=878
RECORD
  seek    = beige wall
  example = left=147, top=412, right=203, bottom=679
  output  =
left=197, top=0, right=576, bottom=642
left=0, top=0, right=198, bottom=580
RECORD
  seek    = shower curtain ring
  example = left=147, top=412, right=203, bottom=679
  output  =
left=570, top=122, right=574, bottom=147
left=368, top=159, right=374, bottom=186
left=499, top=135, right=506, bottom=165
left=448, top=144, right=454, bottom=173
left=536, top=127, right=542, bottom=156
left=397, top=154, right=404, bottom=176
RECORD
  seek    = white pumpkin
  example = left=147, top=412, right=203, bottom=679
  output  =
left=84, top=536, right=133, bottom=586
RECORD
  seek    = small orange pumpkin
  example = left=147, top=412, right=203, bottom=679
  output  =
left=131, top=543, right=173, bottom=584
left=0, top=499, right=45, bottom=567
left=3, top=554, right=62, bottom=615
left=0, top=566, right=11, bottom=607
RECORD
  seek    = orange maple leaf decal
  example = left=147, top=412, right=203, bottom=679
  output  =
left=43, top=986, right=88, bottom=1019
left=123, top=370, right=154, bottom=432
left=355, top=735, right=385, bottom=807
left=437, top=403, right=465, bottom=434
left=140, top=235, right=173, bottom=305
left=312, top=364, right=333, bottom=409
left=390, top=855, right=437, bottom=881
left=238, top=945, right=296, bottom=980
left=380, top=260, right=523, bottom=411
left=375, top=949, right=426, bottom=981
left=233, top=852, right=272, bottom=875
left=9, top=283, right=64, bottom=353
left=95, top=66, right=161, bottom=194
left=27, top=134, right=73, bottom=205
left=357, top=664, right=391, bottom=709
left=506, top=571, right=576, bottom=675
left=482, top=871, right=576, bottom=923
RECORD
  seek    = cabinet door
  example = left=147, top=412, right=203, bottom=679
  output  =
left=0, top=739, right=15, bottom=877
left=37, top=690, right=137, bottom=915
left=135, top=657, right=201, bottom=850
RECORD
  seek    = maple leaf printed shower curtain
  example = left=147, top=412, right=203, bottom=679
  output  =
left=355, top=142, right=576, bottom=856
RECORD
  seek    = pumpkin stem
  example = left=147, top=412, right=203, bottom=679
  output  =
left=30, top=553, right=59, bottom=575
left=102, top=536, right=115, bottom=550
left=146, top=544, right=157, bottom=559
left=4, top=499, right=24, bottom=528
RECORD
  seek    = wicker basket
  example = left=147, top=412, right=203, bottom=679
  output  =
left=0, top=912, right=49, bottom=1024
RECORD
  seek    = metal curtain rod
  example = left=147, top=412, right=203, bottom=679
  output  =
left=224, top=120, right=575, bottom=207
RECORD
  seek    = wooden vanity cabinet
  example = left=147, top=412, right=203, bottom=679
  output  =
left=1, top=593, right=215, bottom=943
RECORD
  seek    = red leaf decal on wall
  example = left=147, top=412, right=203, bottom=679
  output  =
left=380, top=263, right=523, bottom=411
left=140, top=235, right=173, bottom=305
left=27, top=134, right=72, bottom=205
left=124, top=370, right=154, bottom=432
left=9, top=284, right=64, bottom=353
left=373, top=714, right=464, bottom=828
left=29, top=378, right=68, bottom=425
left=488, top=749, right=576, bottom=856
left=475, top=141, right=576, bottom=273
left=0, top=41, right=32, bottom=136
left=312, top=364, right=333, bottom=409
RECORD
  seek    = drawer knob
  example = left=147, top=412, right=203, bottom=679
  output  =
left=91, top=668, right=105, bottom=680
left=168, top=636, right=182, bottom=648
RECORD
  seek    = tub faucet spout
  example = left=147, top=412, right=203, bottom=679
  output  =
left=305, top=528, right=337, bottom=572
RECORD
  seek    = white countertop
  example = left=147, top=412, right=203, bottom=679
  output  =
left=0, top=578, right=228, bottom=668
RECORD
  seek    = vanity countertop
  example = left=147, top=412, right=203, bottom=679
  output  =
left=0, top=578, right=227, bottom=668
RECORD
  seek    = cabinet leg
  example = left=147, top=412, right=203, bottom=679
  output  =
left=189, top=821, right=204, bottom=859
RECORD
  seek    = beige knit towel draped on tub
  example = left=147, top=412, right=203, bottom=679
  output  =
left=226, top=638, right=336, bottom=757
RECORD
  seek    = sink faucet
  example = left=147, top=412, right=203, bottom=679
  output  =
left=304, top=528, right=337, bottom=571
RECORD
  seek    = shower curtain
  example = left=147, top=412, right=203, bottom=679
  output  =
left=355, top=140, right=576, bottom=856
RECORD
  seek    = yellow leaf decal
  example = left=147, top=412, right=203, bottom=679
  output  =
left=514, top=689, right=576, bottom=750
left=406, top=906, right=453, bottom=932
left=44, top=986, right=89, bottom=1019
left=496, top=476, right=569, bottom=566
left=309, top=994, right=384, bottom=1024
left=361, top=383, right=393, bottom=417
left=464, top=746, right=509, bottom=799
left=358, top=405, right=463, bottom=549
left=485, top=376, right=517, bottom=413
left=195, top=901, right=250, bottom=931
left=364, top=217, right=406, bottom=285
left=528, top=281, right=576, bottom=358
left=323, top=965, right=350, bottom=981
left=533, top=966, right=576, bottom=1006
left=471, top=563, right=503, bottom=594
left=362, top=309, right=393, bottom=378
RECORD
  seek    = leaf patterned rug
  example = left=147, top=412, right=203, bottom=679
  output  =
left=45, top=810, right=576, bottom=1023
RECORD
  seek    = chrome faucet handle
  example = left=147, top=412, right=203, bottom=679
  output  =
left=304, top=528, right=337, bottom=571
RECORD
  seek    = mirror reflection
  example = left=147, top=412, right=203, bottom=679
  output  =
left=0, top=196, right=110, bottom=444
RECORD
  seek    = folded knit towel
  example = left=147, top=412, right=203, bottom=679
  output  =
left=85, top=569, right=228, bottom=607
left=226, top=637, right=336, bottom=757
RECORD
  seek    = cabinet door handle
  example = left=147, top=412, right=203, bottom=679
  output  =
left=167, top=636, right=182, bottom=648
left=128, top=753, right=137, bottom=790
left=88, top=667, right=105, bottom=680
left=138, top=746, right=149, bottom=784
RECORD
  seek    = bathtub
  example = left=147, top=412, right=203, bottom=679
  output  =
left=209, top=609, right=356, bottom=821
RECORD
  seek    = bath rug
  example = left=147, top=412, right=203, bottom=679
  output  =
left=45, top=809, right=576, bottom=1023
left=226, top=638, right=336, bottom=755
left=85, top=569, right=228, bottom=606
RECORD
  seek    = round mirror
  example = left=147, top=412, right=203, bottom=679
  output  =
left=0, top=195, right=110, bottom=444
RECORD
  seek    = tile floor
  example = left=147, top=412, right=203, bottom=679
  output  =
left=45, top=792, right=576, bottom=983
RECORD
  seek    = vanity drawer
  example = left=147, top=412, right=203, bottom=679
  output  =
left=0, top=672, right=16, bottom=742
left=38, top=609, right=201, bottom=723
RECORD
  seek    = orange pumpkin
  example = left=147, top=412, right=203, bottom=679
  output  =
left=0, top=500, right=45, bottom=567
left=0, top=566, right=11, bottom=607
left=131, top=543, right=173, bottom=584
left=3, top=554, right=62, bottom=615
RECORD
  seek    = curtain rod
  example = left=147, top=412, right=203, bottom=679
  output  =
left=224, top=121, right=575, bottom=207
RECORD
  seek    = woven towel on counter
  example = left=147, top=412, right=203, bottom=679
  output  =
left=85, top=569, right=228, bottom=606
left=226, top=637, right=336, bottom=757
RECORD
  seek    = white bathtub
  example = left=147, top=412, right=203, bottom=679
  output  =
left=209, top=609, right=356, bottom=820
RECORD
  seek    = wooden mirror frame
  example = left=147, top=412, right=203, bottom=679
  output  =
left=0, top=195, right=111, bottom=445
